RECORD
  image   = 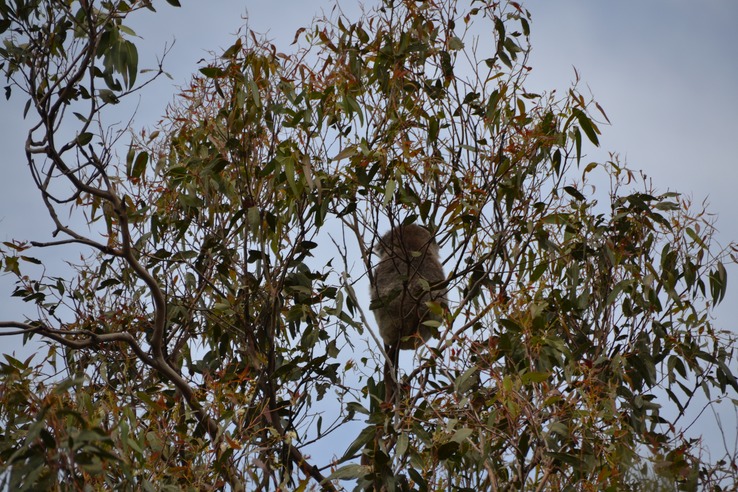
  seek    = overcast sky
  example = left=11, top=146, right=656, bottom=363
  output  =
left=2, top=0, right=737, bottom=467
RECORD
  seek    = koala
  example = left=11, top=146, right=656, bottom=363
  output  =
left=370, top=224, right=447, bottom=350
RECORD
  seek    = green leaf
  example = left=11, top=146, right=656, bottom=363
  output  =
left=326, top=464, right=368, bottom=481
left=563, top=186, right=585, bottom=201
left=76, top=132, right=93, bottom=145
left=346, top=401, right=369, bottom=416
left=125, top=40, right=138, bottom=88
left=199, top=66, right=225, bottom=78
left=685, top=227, right=707, bottom=249
left=382, top=179, right=396, bottom=206
left=709, top=262, right=728, bottom=306
left=340, top=425, right=376, bottom=461
left=573, top=126, right=582, bottom=163
left=451, top=427, right=473, bottom=443
left=548, top=421, right=569, bottom=438
left=448, top=36, right=464, bottom=51
left=98, top=90, right=119, bottom=104
left=454, top=365, right=479, bottom=393
left=131, top=151, right=149, bottom=179
left=572, top=108, right=599, bottom=146
left=667, top=355, right=687, bottom=379
left=396, top=432, right=409, bottom=456
left=408, top=468, right=427, bottom=489
left=332, top=145, right=357, bottom=162
left=530, top=261, right=547, bottom=282
left=521, top=371, right=549, bottom=385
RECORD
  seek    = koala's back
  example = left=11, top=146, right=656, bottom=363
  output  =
left=371, top=225, right=446, bottom=349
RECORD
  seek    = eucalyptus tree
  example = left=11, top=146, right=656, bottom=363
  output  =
left=1, top=0, right=736, bottom=490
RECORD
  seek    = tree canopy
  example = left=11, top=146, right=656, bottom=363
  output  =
left=1, top=0, right=737, bottom=490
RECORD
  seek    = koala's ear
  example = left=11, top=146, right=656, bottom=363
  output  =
left=375, top=230, right=393, bottom=256
left=374, top=242, right=384, bottom=256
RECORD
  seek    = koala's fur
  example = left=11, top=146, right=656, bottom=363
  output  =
left=371, top=224, right=447, bottom=350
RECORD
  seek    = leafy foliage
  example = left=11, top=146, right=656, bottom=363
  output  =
left=1, top=0, right=737, bottom=490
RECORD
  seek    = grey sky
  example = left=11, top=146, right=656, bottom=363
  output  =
left=2, top=0, right=737, bottom=469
